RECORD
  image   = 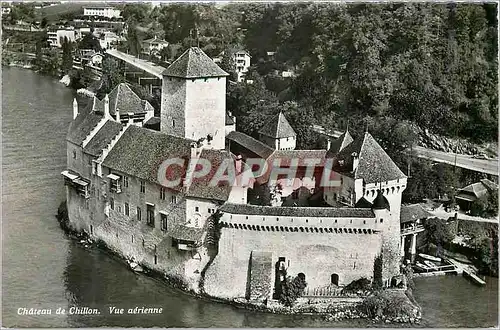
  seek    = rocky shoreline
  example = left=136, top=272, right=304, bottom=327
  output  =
left=56, top=201, right=422, bottom=324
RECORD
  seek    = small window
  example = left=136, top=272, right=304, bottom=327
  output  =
left=161, top=214, right=167, bottom=231
left=172, top=119, right=175, bottom=128
left=110, top=197, right=114, bottom=210
left=171, top=195, right=177, bottom=204
left=140, top=181, right=145, bottom=193
left=137, top=207, right=142, bottom=221
left=160, top=187, right=166, bottom=200
left=73, top=150, right=77, bottom=159
left=125, top=202, right=129, bottom=216
left=195, top=206, right=199, bottom=212
left=380, top=218, right=383, bottom=223
left=208, top=208, right=211, bottom=214
left=147, top=204, right=155, bottom=227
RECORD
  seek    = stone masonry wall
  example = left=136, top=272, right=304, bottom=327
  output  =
left=204, top=227, right=383, bottom=300
left=161, top=77, right=187, bottom=138
left=185, top=78, right=226, bottom=149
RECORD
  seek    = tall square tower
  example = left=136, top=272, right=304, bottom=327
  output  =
left=161, top=47, right=229, bottom=150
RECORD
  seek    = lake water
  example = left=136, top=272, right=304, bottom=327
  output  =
left=2, top=67, right=498, bottom=328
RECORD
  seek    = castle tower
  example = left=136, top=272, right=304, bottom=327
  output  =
left=258, top=111, right=296, bottom=150
left=160, top=47, right=229, bottom=149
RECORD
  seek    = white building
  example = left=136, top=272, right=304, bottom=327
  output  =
left=47, top=27, right=77, bottom=48
left=142, top=36, right=169, bottom=55
left=233, top=50, right=251, bottom=82
left=99, top=31, right=121, bottom=50
left=83, top=6, right=121, bottom=19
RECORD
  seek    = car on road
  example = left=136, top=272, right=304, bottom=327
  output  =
left=473, top=154, right=489, bottom=160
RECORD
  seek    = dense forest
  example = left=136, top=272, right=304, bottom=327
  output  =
left=118, top=3, right=497, bottom=144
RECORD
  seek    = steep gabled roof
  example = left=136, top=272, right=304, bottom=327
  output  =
left=108, top=83, right=152, bottom=115
left=67, top=110, right=102, bottom=146
left=330, top=132, right=407, bottom=184
left=186, top=149, right=235, bottom=202
left=259, top=112, right=296, bottom=139
left=92, top=83, right=154, bottom=116
left=162, top=47, right=228, bottom=78
left=102, top=125, right=193, bottom=189
left=226, top=131, right=274, bottom=159
left=327, top=129, right=354, bottom=156
left=400, top=204, right=431, bottom=223
left=83, top=120, right=123, bottom=156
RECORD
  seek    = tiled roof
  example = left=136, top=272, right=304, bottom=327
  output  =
left=256, top=149, right=328, bottom=185
left=83, top=120, right=123, bottom=156
left=372, top=190, right=390, bottom=211
left=162, top=47, right=228, bottom=78
left=108, top=83, right=153, bottom=115
left=67, top=110, right=102, bottom=146
left=102, top=126, right=236, bottom=201
left=330, top=132, right=407, bottom=184
left=327, top=129, right=354, bottom=156
left=258, top=112, right=296, bottom=139
left=400, top=204, right=431, bottom=223
left=219, top=203, right=375, bottom=218
left=168, top=223, right=204, bottom=242
left=102, top=125, right=193, bottom=188
left=186, top=149, right=235, bottom=201
left=143, top=36, right=168, bottom=44
left=226, top=131, right=274, bottom=159
left=458, top=179, right=497, bottom=199
left=355, top=197, right=373, bottom=208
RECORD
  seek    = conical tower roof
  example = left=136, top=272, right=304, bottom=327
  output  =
left=330, top=132, right=407, bottom=184
left=259, top=112, right=296, bottom=139
left=372, top=190, right=390, bottom=211
left=162, top=47, right=228, bottom=79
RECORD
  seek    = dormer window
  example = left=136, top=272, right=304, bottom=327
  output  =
left=107, top=173, right=122, bottom=193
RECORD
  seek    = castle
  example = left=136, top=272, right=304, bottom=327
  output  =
left=63, top=47, right=407, bottom=302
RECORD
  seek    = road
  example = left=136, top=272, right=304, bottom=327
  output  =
left=427, top=208, right=499, bottom=223
left=310, top=125, right=498, bottom=176
left=411, top=146, right=498, bottom=176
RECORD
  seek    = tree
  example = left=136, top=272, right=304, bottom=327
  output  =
left=127, top=19, right=141, bottom=56
left=61, top=37, right=74, bottom=74
left=78, top=34, right=102, bottom=52
left=423, top=218, right=454, bottom=250
left=219, top=49, right=237, bottom=82
left=279, top=272, right=307, bottom=307
left=97, top=57, right=125, bottom=97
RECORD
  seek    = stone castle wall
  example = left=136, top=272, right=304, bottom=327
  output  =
left=185, top=78, right=226, bottom=149
left=161, top=77, right=187, bottom=138
left=203, top=225, right=383, bottom=300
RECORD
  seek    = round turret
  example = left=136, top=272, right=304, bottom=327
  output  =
left=372, top=190, right=390, bottom=211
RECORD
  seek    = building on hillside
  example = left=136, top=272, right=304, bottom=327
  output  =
left=455, top=179, right=498, bottom=212
left=258, top=112, right=297, bottom=151
left=1, top=4, right=11, bottom=15
left=142, top=36, right=169, bottom=56
left=47, top=26, right=76, bottom=48
left=213, top=49, right=251, bottom=82
left=64, top=46, right=408, bottom=304
left=83, top=6, right=121, bottom=19
left=99, top=31, right=121, bottom=50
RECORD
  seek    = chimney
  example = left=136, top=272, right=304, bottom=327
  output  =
left=190, top=142, right=197, bottom=159
left=235, top=154, right=243, bottom=174
left=352, top=152, right=359, bottom=171
left=116, top=109, right=120, bottom=123
left=326, top=139, right=331, bottom=151
left=73, top=98, right=78, bottom=119
left=104, top=94, right=110, bottom=119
